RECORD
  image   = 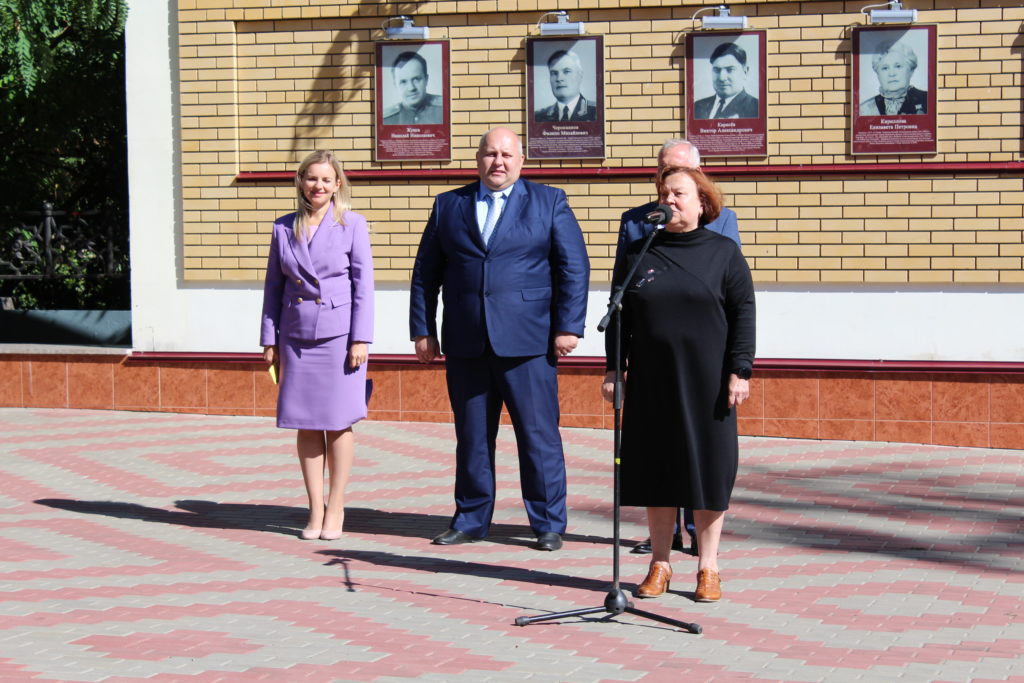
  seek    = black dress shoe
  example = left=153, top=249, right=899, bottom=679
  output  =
left=630, top=533, right=692, bottom=555
left=431, top=528, right=481, bottom=545
left=630, top=538, right=653, bottom=554
left=534, top=532, right=562, bottom=551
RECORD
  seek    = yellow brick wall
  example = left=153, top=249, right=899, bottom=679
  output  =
left=176, top=1, right=1024, bottom=283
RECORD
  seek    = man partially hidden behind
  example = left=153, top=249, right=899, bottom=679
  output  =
left=383, top=51, right=442, bottom=125
left=409, top=127, right=590, bottom=551
left=614, top=138, right=742, bottom=555
left=534, top=50, right=598, bottom=122
left=692, top=42, right=760, bottom=120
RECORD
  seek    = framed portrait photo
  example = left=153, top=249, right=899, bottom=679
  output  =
left=525, top=35, right=605, bottom=160
left=851, top=25, right=937, bottom=155
left=374, top=40, right=451, bottom=161
left=685, top=30, right=767, bottom=157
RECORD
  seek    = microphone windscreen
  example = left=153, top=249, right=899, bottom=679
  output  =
left=645, top=204, right=673, bottom=225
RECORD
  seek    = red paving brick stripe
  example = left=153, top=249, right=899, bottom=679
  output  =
left=73, top=629, right=261, bottom=661
left=1, top=408, right=1022, bottom=682
left=13, top=599, right=513, bottom=680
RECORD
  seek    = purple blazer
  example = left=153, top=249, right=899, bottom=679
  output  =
left=260, top=209, right=374, bottom=346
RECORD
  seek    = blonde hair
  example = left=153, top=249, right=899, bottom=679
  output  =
left=293, top=150, right=351, bottom=241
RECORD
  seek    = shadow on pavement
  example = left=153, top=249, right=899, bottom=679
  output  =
left=34, top=498, right=302, bottom=536
left=32, top=499, right=630, bottom=549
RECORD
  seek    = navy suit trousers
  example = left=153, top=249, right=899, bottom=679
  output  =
left=445, top=350, right=567, bottom=537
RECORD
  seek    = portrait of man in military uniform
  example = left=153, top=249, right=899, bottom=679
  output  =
left=382, top=51, right=443, bottom=126
left=525, top=35, right=605, bottom=160
left=533, top=50, right=598, bottom=122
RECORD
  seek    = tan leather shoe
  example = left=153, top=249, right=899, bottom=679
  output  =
left=695, top=568, right=721, bottom=602
left=636, top=561, right=672, bottom=598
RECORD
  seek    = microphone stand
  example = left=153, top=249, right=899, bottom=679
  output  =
left=514, top=222, right=701, bottom=634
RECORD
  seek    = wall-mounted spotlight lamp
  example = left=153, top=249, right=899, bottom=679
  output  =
left=383, top=15, right=429, bottom=40
left=862, top=1, right=918, bottom=24
left=693, top=5, right=749, bottom=30
left=537, top=11, right=585, bottom=36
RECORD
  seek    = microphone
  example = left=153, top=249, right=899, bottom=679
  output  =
left=644, top=204, right=673, bottom=226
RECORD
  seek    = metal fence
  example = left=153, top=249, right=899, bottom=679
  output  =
left=0, top=202, right=129, bottom=310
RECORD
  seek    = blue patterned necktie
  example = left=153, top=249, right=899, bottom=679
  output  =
left=481, top=191, right=504, bottom=245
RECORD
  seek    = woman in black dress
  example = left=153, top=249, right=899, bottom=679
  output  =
left=602, top=166, right=755, bottom=602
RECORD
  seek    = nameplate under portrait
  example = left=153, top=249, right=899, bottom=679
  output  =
left=375, top=40, right=451, bottom=161
left=685, top=30, right=767, bottom=158
left=851, top=25, right=937, bottom=156
left=526, top=35, right=605, bottom=160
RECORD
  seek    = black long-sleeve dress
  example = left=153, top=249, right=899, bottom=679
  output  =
left=606, top=227, right=756, bottom=510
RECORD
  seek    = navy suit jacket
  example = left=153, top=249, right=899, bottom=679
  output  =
left=614, top=201, right=741, bottom=267
left=410, top=179, right=590, bottom=358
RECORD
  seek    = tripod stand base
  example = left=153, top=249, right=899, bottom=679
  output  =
left=514, top=588, right=701, bottom=634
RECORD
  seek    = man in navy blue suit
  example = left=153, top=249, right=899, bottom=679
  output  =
left=613, top=138, right=742, bottom=555
left=410, top=127, right=590, bottom=551
left=615, top=139, right=740, bottom=264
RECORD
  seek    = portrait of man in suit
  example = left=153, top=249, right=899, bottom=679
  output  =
left=692, top=42, right=760, bottom=120
left=382, top=51, right=443, bottom=126
left=409, top=127, right=590, bottom=552
left=534, top=50, right=598, bottom=122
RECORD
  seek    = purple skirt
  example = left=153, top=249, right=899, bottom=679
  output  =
left=277, top=334, right=367, bottom=430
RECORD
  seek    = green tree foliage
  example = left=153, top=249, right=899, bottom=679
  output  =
left=0, top=0, right=127, bottom=97
left=0, top=0, right=128, bottom=209
left=0, top=0, right=129, bottom=309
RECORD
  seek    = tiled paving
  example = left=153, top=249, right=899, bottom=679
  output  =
left=0, top=407, right=1021, bottom=682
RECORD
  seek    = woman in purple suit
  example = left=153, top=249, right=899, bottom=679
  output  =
left=260, top=150, right=374, bottom=541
